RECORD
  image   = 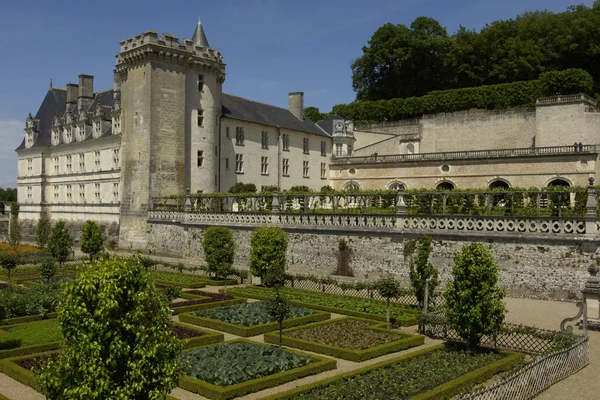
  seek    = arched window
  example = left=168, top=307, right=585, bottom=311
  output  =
left=389, top=182, right=405, bottom=191
left=344, top=182, right=360, bottom=191
left=489, top=180, right=510, bottom=190
left=547, top=179, right=570, bottom=188
left=406, top=143, right=415, bottom=154
left=436, top=181, right=455, bottom=191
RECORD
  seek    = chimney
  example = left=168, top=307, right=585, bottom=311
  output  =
left=66, top=83, right=79, bottom=112
left=78, top=74, right=94, bottom=111
left=288, top=92, right=304, bottom=121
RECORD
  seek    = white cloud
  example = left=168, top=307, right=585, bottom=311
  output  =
left=0, top=119, right=23, bottom=189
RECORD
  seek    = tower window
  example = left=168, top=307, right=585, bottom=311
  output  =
left=79, top=184, right=85, bottom=203
left=94, top=183, right=101, bottom=203
left=335, top=143, right=343, bottom=157
left=235, top=154, right=243, bottom=173
left=261, top=156, right=268, bottom=175
left=282, top=134, right=289, bottom=151
left=321, top=141, right=326, bottom=156
left=197, top=150, right=204, bottom=167
left=321, top=163, right=327, bottom=179
left=261, top=131, right=269, bottom=149
left=235, top=127, right=244, bottom=145
left=303, top=138, right=309, bottom=154
left=198, top=75, right=204, bottom=91
left=197, top=109, right=204, bottom=127
left=303, top=161, right=309, bottom=178
left=282, top=158, right=289, bottom=176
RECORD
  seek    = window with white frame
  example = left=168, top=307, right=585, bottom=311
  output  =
left=282, top=158, right=289, bottom=176
left=197, top=109, right=204, bottom=127
left=303, top=161, right=309, bottom=178
left=53, top=185, right=59, bottom=202
left=27, top=158, right=32, bottom=175
left=261, top=131, right=268, bottom=149
left=235, top=154, right=243, bottom=173
left=282, top=134, right=289, bottom=151
left=261, top=156, right=268, bottom=175
left=79, top=184, right=85, bottom=203
left=66, top=184, right=72, bottom=202
left=53, top=157, right=59, bottom=174
left=113, top=182, right=119, bottom=202
left=197, top=150, right=204, bottom=167
left=94, top=151, right=101, bottom=170
left=27, top=186, right=32, bottom=202
left=235, top=127, right=244, bottom=145
left=112, top=148, right=119, bottom=169
left=79, top=153, right=85, bottom=172
left=303, top=138, right=309, bottom=154
left=66, top=155, right=72, bottom=173
left=321, top=163, right=327, bottom=179
left=335, top=143, right=343, bottom=157
left=321, top=141, right=326, bottom=156
left=94, top=183, right=101, bottom=203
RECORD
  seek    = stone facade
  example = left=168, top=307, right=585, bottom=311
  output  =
left=146, top=221, right=592, bottom=300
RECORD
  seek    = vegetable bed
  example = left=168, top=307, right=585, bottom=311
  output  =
left=266, top=344, right=524, bottom=400
left=228, top=286, right=419, bottom=326
left=178, top=340, right=336, bottom=400
left=264, top=317, right=424, bottom=362
left=0, top=319, right=62, bottom=358
left=179, top=303, right=330, bottom=337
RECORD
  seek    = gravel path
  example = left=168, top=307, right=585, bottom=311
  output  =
left=0, top=290, right=596, bottom=400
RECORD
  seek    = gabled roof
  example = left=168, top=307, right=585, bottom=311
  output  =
left=221, top=94, right=330, bottom=137
left=316, top=114, right=345, bottom=135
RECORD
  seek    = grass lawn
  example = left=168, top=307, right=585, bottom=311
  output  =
left=0, top=319, right=62, bottom=350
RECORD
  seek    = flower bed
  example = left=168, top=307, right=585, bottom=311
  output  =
left=264, top=344, right=524, bottom=400
left=227, top=286, right=419, bottom=326
left=170, top=291, right=246, bottom=314
left=0, top=319, right=62, bottom=358
left=178, top=339, right=336, bottom=400
left=179, top=303, right=330, bottom=337
left=264, top=317, right=424, bottom=362
left=0, top=243, right=40, bottom=253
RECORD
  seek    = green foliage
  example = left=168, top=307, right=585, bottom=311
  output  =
left=8, top=218, right=21, bottom=253
left=409, top=235, right=439, bottom=308
left=539, top=68, right=594, bottom=95
left=36, top=220, right=51, bottom=250
left=320, top=185, right=335, bottom=193
left=163, top=286, right=181, bottom=306
left=287, top=346, right=504, bottom=400
left=80, top=220, right=104, bottom=261
left=250, top=226, right=288, bottom=279
left=37, top=256, right=182, bottom=399
left=375, top=275, right=403, bottom=325
left=180, top=342, right=312, bottom=387
left=39, top=260, right=57, bottom=284
left=202, top=227, right=234, bottom=279
left=0, top=284, right=62, bottom=318
left=0, top=188, right=17, bottom=203
left=228, top=182, right=257, bottom=194
left=0, top=319, right=62, bottom=350
left=267, top=293, right=291, bottom=347
left=150, top=271, right=209, bottom=284
left=0, top=253, right=17, bottom=283
left=445, top=243, right=506, bottom=348
left=288, top=186, right=311, bottom=194
left=193, top=302, right=313, bottom=327
left=47, top=221, right=71, bottom=265
left=304, top=106, right=329, bottom=122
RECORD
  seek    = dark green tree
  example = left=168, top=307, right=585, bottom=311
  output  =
left=266, top=292, right=290, bottom=348
left=0, top=253, right=17, bottom=284
left=81, top=220, right=104, bottom=261
left=38, top=256, right=182, bottom=399
left=228, top=183, right=257, bottom=194
left=445, top=243, right=506, bottom=348
left=39, top=260, right=57, bottom=284
left=304, top=106, right=328, bottom=122
left=8, top=218, right=21, bottom=253
left=408, top=235, right=439, bottom=308
left=203, top=227, right=235, bottom=294
left=375, top=275, right=403, bottom=327
left=36, top=219, right=51, bottom=250
left=48, top=221, right=72, bottom=265
left=250, top=226, right=288, bottom=279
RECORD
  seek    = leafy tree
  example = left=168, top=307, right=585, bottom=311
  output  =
left=228, top=183, right=257, bottom=194
left=409, top=235, right=439, bottom=308
left=445, top=243, right=506, bottom=348
left=203, top=227, right=235, bottom=294
left=375, top=275, right=403, bottom=327
left=267, top=293, right=290, bottom=348
left=48, top=221, right=72, bottom=265
left=38, top=256, right=182, bottom=399
left=0, top=253, right=17, bottom=283
left=39, top=260, right=57, bottom=284
left=163, top=286, right=181, bottom=309
left=36, top=219, right=51, bottom=250
left=304, top=106, right=328, bottom=122
left=250, top=226, right=288, bottom=279
left=81, top=220, right=104, bottom=261
left=8, top=217, right=21, bottom=253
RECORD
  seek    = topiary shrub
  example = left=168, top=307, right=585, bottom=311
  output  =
left=375, top=275, right=403, bottom=327
left=48, top=221, right=72, bottom=265
left=39, top=260, right=57, bottom=284
left=36, top=219, right=51, bottom=250
left=80, top=220, right=104, bottom=261
left=445, top=243, right=506, bottom=349
left=250, top=226, right=288, bottom=280
left=203, top=227, right=235, bottom=294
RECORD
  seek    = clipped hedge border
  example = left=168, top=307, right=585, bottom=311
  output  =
left=171, top=298, right=246, bottom=315
left=264, top=317, right=424, bottom=362
left=262, top=344, right=523, bottom=400
left=0, top=341, right=61, bottom=360
left=0, top=350, right=55, bottom=390
left=1, top=313, right=57, bottom=326
left=178, top=309, right=330, bottom=337
left=154, top=279, right=206, bottom=289
left=172, top=322, right=224, bottom=350
left=227, top=288, right=419, bottom=326
left=178, top=339, right=337, bottom=400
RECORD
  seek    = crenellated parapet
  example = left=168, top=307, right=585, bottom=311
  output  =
left=115, top=30, right=226, bottom=82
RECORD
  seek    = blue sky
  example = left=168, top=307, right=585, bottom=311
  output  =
left=0, top=0, right=594, bottom=188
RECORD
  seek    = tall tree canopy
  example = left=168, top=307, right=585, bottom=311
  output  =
left=352, top=2, right=600, bottom=101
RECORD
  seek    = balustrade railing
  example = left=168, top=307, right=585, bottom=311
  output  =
left=331, top=144, right=597, bottom=165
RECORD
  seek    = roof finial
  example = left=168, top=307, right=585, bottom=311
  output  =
left=192, top=17, right=210, bottom=48
left=49, top=79, right=53, bottom=89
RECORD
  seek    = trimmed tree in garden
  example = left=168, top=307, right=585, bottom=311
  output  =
left=203, top=227, right=235, bottom=294
left=8, top=218, right=21, bottom=253
left=445, top=243, right=506, bottom=349
left=409, top=235, right=439, bottom=308
left=81, top=220, right=104, bottom=261
left=38, top=256, right=182, bottom=399
left=0, top=253, right=17, bottom=283
left=267, top=292, right=290, bottom=348
left=375, top=275, right=403, bottom=327
left=250, top=226, right=288, bottom=280
left=48, top=221, right=72, bottom=265
left=39, top=260, right=57, bottom=284
left=36, top=219, right=51, bottom=250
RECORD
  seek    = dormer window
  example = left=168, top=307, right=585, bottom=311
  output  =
left=198, top=75, right=204, bottom=91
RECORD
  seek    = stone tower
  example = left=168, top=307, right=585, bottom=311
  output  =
left=115, top=21, right=226, bottom=248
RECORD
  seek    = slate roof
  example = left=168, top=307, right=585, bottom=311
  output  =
left=316, top=114, right=345, bottom=136
left=221, top=94, right=330, bottom=137
left=16, top=88, right=115, bottom=151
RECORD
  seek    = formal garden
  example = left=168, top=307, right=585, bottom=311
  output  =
left=0, top=218, right=589, bottom=399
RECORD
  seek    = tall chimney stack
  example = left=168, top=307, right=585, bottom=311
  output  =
left=78, top=74, right=94, bottom=111
left=288, top=92, right=304, bottom=121
left=66, top=83, right=79, bottom=113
